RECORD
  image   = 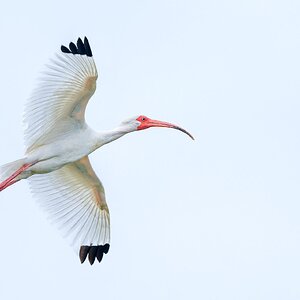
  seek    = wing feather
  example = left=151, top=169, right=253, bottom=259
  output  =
left=28, top=156, right=110, bottom=252
left=23, top=37, right=98, bottom=151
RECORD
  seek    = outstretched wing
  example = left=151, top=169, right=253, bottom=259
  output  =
left=23, top=37, right=98, bottom=152
left=28, top=156, right=110, bottom=265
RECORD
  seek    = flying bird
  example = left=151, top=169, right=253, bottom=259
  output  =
left=0, top=37, right=193, bottom=265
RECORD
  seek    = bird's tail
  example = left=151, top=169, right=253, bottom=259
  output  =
left=0, top=158, right=27, bottom=191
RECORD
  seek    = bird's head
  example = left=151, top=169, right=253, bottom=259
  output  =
left=134, top=115, right=194, bottom=140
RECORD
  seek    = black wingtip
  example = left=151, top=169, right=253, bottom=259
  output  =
left=96, top=248, right=104, bottom=263
left=88, top=247, right=98, bottom=265
left=77, top=38, right=85, bottom=55
left=61, top=37, right=93, bottom=57
left=79, top=245, right=91, bottom=263
left=84, top=37, right=93, bottom=57
left=103, top=244, right=110, bottom=254
left=61, top=45, right=71, bottom=53
left=79, top=244, right=110, bottom=265
left=69, top=42, right=78, bottom=54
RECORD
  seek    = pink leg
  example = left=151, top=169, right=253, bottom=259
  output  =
left=0, top=163, right=33, bottom=192
left=0, top=179, right=20, bottom=191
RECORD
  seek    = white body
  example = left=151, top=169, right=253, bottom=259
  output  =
left=23, top=123, right=134, bottom=177
left=24, top=126, right=98, bottom=175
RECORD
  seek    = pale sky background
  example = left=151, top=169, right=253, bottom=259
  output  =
left=0, top=0, right=300, bottom=299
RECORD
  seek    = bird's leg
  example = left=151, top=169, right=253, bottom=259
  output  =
left=0, top=179, right=20, bottom=191
left=0, top=163, right=33, bottom=192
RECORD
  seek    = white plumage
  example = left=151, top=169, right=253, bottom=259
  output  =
left=24, top=53, right=97, bottom=151
left=29, top=157, right=110, bottom=249
left=0, top=37, right=193, bottom=265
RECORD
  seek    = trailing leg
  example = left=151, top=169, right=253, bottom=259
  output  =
left=0, top=160, right=33, bottom=192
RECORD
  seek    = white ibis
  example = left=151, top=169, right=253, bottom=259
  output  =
left=0, top=37, right=193, bottom=264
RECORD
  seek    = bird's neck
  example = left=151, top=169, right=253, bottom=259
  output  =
left=95, top=124, right=135, bottom=148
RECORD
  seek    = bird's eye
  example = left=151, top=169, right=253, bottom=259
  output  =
left=141, top=117, right=146, bottom=121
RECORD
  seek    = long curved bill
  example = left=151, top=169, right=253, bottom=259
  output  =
left=145, top=118, right=194, bottom=140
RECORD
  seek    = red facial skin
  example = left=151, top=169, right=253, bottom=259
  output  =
left=136, top=115, right=194, bottom=140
